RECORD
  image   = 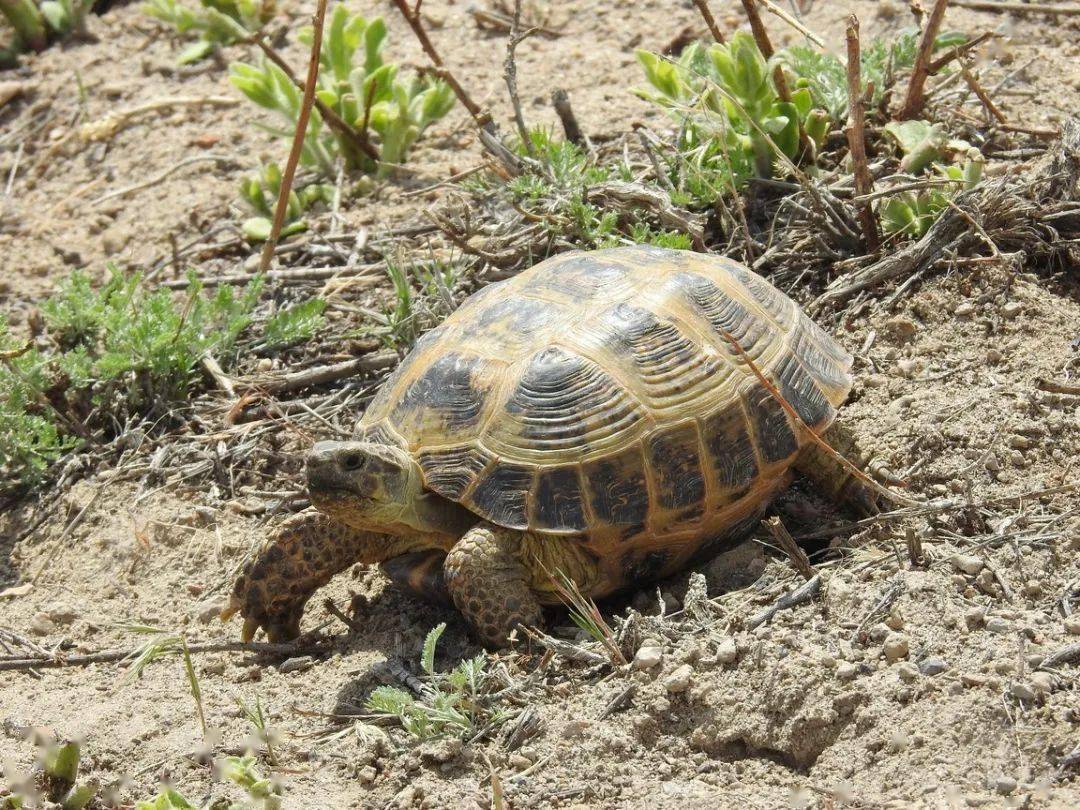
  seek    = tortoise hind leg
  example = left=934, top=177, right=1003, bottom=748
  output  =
left=443, top=524, right=543, bottom=649
left=796, top=421, right=880, bottom=517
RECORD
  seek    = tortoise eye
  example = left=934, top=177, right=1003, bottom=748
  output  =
left=341, top=452, right=366, bottom=471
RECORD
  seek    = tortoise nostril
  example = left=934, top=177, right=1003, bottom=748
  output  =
left=341, top=452, right=364, bottom=471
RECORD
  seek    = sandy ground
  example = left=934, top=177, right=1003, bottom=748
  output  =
left=1, top=1, right=1079, bottom=808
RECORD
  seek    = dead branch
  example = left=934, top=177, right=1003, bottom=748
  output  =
left=258, top=0, right=329, bottom=274
left=584, top=181, right=705, bottom=249
left=844, top=15, right=881, bottom=252
left=160, top=264, right=383, bottom=289
left=926, top=31, right=996, bottom=74
left=747, top=574, right=821, bottom=629
left=0, top=639, right=326, bottom=672
left=951, top=0, right=1080, bottom=13
left=504, top=0, right=535, bottom=150
left=552, top=89, right=584, bottom=146
left=691, top=0, right=726, bottom=43
left=897, top=0, right=949, bottom=121
left=764, top=516, right=815, bottom=580
left=960, top=60, right=1007, bottom=124
left=242, top=354, right=398, bottom=394
left=1038, top=642, right=1080, bottom=671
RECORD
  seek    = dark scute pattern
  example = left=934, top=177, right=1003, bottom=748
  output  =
left=645, top=422, right=706, bottom=514
left=790, top=325, right=851, bottom=394
left=730, top=264, right=795, bottom=327
left=473, top=295, right=564, bottom=335
left=502, top=347, right=644, bottom=451
left=676, top=272, right=769, bottom=358
left=390, top=352, right=495, bottom=433
left=621, top=549, right=672, bottom=585
left=525, top=255, right=630, bottom=297
left=532, top=466, right=587, bottom=531
left=596, top=304, right=713, bottom=385
left=773, top=352, right=833, bottom=429
left=468, top=463, right=534, bottom=528
left=583, top=446, right=650, bottom=529
left=744, top=382, right=799, bottom=463
left=364, top=324, right=448, bottom=417
left=702, top=405, right=759, bottom=491
left=418, top=445, right=494, bottom=500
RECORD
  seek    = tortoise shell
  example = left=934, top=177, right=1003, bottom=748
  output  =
left=359, top=246, right=852, bottom=552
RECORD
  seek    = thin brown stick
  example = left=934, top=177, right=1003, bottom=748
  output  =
left=764, top=517, right=815, bottom=580
left=897, top=0, right=949, bottom=120
left=951, top=0, right=1080, bottom=13
left=926, top=31, right=996, bottom=73
left=552, top=89, right=584, bottom=145
left=691, top=0, right=726, bottom=43
left=845, top=16, right=881, bottom=252
left=960, top=60, right=1007, bottom=124
left=243, top=354, right=398, bottom=394
left=747, top=574, right=821, bottom=629
left=504, top=0, right=535, bottom=151
left=756, top=0, right=825, bottom=47
left=254, top=35, right=380, bottom=164
left=161, top=264, right=383, bottom=289
left=1036, top=377, right=1080, bottom=395
left=0, top=639, right=326, bottom=672
left=905, top=526, right=926, bottom=567
left=258, top=0, right=329, bottom=275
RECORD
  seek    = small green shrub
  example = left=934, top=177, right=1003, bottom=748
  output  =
left=365, top=623, right=512, bottom=740
left=142, top=0, right=275, bottom=64
left=238, top=162, right=333, bottom=242
left=878, top=120, right=984, bottom=238
left=636, top=33, right=830, bottom=181
left=260, top=297, right=326, bottom=349
left=230, top=3, right=454, bottom=179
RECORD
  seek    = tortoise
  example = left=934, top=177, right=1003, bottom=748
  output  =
left=222, top=246, right=876, bottom=648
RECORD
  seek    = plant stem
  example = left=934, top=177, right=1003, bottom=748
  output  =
left=844, top=15, right=880, bottom=252
left=0, top=0, right=46, bottom=52
left=257, top=0, right=329, bottom=275
left=897, top=0, right=949, bottom=120
left=691, top=0, right=726, bottom=44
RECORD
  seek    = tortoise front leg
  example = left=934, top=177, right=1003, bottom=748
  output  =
left=222, top=509, right=410, bottom=642
left=444, top=524, right=543, bottom=649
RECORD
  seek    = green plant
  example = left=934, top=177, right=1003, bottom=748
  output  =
left=364, top=623, right=511, bottom=740
left=122, top=625, right=207, bottom=737
left=550, top=570, right=625, bottom=666
left=375, top=257, right=459, bottom=352
left=38, top=0, right=90, bottom=38
left=636, top=34, right=829, bottom=180
left=777, top=30, right=967, bottom=121
left=143, top=0, right=275, bottom=64
left=259, top=297, right=326, bottom=350
left=235, top=695, right=278, bottom=765
left=218, top=756, right=281, bottom=809
left=878, top=119, right=983, bottom=238
left=0, top=0, right=46, bottom=52
left=238, top=163, right=332, bottom=242
left=230, top=4, right=454, bottom=179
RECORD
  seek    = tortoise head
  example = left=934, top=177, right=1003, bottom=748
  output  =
left=306, top=440, right=473, bottom=538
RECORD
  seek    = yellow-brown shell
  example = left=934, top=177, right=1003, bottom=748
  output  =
left=359, top=246, right=852, bottom=548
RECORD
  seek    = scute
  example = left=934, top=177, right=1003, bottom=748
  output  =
left=357, top=247, right=854, bottom=537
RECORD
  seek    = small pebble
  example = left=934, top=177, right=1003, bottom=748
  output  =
left=1029, top=672, right=1054, bottom=696
left=954, top=301, right=975, bottom=316
left=883, top=633, right=909, bottom=663
left=964, top=607, right=986, bottom=629
left=358, top=766, right=377, bottom=784
left=663, top=664, right=694, bottom=694
left=1065, top=617, right=1080, bottom=635
left=1000, top=302, right=1022, bottom=320
left=28, top=614, right=56, bottom=636
left=950, top=554, right=985, bottom=576
left=509, top=754, right=533, bottom=772
left=985, top=617, right=1012, bottom=634
left=897, top=663, right=920, bottom=683
left=279, top=656, right=314, bottom=674
left=994, top=776, right=1017, bottom=795
left=1009, top=682, right=1037, bottom=702
left=633, top=646, right=663, bottom=671
left=713, top=637, right=738, bottom=665
left=837, top=663, right=859, bottom=681
left=919, top=657, right=948, bottom=676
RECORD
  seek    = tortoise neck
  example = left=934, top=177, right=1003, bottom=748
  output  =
left=405, top=491, right=478, bottom=538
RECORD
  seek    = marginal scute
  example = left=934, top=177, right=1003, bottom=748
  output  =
left=466, top=462, right=535, bottom=529
left=582, top=445, right=651, bottom=530
left=743, top=382, right=799, bottom=464
left=773, top=352, right=834, bottom=430
left=644, top=420, right=706, bottom=516
left=702, top=403, right=759, bottom=492
left=531, top=465, right=587, bottom=532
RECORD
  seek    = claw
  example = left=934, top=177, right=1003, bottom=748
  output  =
left=241, top=617, right=260, bottom=643
left=219, top=597, right=240, bottom=622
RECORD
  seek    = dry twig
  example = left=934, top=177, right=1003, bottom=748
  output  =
left=691, top=0, right=726, bottom=44
left=951, top=0, right=1080, bottom=13
left=764, top=516, right=815, bottom=580
left=258, top=0, right=329, bottom=274
left=746, top=575, right=821, bottom=629
left=844, top=15, right=880, bottom=252
left=897, top=0, right=950, bottom=120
